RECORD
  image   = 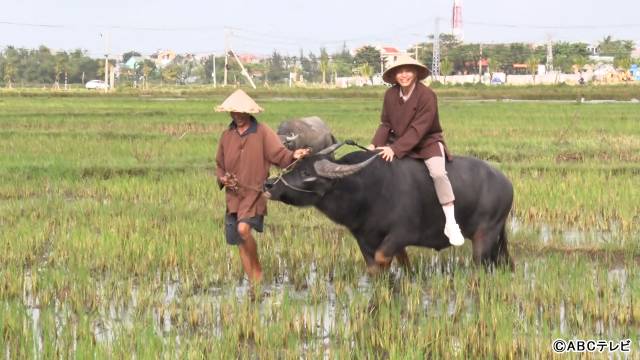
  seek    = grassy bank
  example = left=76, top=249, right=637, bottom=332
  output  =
left=1, top=82, right=639, bottom=100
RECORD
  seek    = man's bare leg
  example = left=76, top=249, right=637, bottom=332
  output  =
left=237, top=222, right=263, bottom=284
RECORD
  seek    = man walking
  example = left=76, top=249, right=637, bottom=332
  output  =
left=215, top=89, right=308, bottom=283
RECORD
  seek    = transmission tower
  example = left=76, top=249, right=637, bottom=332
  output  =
left=432, top=17, right=441, bottom=80
left=452, top=0, right=463, bottom=41
left=546, top=35, right=554, bottom=71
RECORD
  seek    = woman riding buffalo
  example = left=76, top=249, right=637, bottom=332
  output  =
left=367, top=55, right=465, bottom=246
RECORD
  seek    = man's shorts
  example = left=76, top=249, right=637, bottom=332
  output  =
left=225, top=213, right=264, bottom=245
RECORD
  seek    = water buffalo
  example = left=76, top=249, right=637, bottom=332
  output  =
left=277, top=116, right=337, bottom=154
left=264, top=143, right=513, bottom=274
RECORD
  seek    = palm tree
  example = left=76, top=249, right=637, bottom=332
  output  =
left=328, top=60, right=337, bottom=86
left=614, top=57, right=632, bottom=71
left=440, top=58, right=453, bottom=84
left=142, top=60, right=155, bottom=90
left=573, top=56, right=588, bottom=84
left=615, top=57, right=632, bottom=81
left=359, top=63, right=373, bottom=85
left=487, top=58, right=502, bottom=84
left=3, top=62, right=15, bottom=88
left=319, top=57, right=329, bottom=85
left=573, top=56, right=587, bottom=72
left=526, top=56, right=539, bottom=85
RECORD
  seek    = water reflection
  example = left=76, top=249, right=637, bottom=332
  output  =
left=18, top=237, right=635, bottom=357
left=510, top=217, right=628, bottom=246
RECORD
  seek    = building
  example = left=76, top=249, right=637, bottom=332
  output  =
left=377, top=46, right=403, bottom=73
left=152, top=50, right=176, bottom=67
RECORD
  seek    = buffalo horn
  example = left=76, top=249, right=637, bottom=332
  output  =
left=285, top=133, right=299, bottom=142
left=313, top=155, right=377, bottom=179
left=316, top=142, right=344, bottom=155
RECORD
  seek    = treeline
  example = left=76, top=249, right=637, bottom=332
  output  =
left=0, top=35, right=636, bottom=88
left=414, top=35, right=637, bottom=74
left=0, top=46, right=101, bottom=87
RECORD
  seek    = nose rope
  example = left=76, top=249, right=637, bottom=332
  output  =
left=270, top=157, right=317, bottom=193
left=268, top=141, right=377, bottom=194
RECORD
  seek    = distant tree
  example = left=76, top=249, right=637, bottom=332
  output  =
left=328, top=59, right=337, bottom=85
left=598, top=36, right=634, bottom=57
left=161, top=63, right=180, bottom=85
left=267, top=51, right=287, bottom=84
left=141, top=59, right=156, bottom=89
left=319, top=48, right=329, bottom=85
left=359, top=62, right=373, bottom=84
left=53, top=52, right=69, bottom=88
left=122, top=51, right=141, bottom=64
left=332, top=43, right=354, bottom=77
left=3, top=62, right=15, bottom=88
left=572, top=56, right=588, bottom=73
left=440, top=58, right=453, bottom=84
left=614, top=57, right=632, bottom=72
left=487, top=57, right=502, bottom=83
left=439, top=34, right=462, bottom=51
left=354, top=45, right=381, bottom=74
left=526, top=56, right=539, bottom=84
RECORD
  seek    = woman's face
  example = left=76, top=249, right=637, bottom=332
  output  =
left=395, top=66, right=417, bottom=87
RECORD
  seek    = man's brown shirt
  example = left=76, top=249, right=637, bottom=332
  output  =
left=216, top=118, right=294, bottom=219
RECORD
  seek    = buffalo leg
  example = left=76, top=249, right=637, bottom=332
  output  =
left=374, top=249, right=393, bottom=270
left=373, top=234, right=406, bottom=272
left=472, top=225, right=503, bottom=268
left=394, top=248, right=411, bottom=270
left=355, top=239, right=380, bottom=275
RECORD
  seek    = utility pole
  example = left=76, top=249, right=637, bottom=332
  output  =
left=102, top=32, right=110, bottom=93
left=224, top=29, right=229, bottom=87
left=478, top=43, right=483, bottom=79
left=432, top=17, right=441, bottom=80
left=212, top=53, right=217, bottom=88
left=229, top=50, right=256, bottom=89
left=414, top=44, right=419, bottom=60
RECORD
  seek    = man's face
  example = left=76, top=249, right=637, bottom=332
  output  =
left=395, top=66, right=417, bottom=87
left=231, top=112, right=251, bottom=127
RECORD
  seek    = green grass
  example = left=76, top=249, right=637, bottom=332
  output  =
left=0, top=92, right=638, bottom=357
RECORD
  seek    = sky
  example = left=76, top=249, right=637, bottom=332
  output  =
left=2, top=0, right=639, bottom=58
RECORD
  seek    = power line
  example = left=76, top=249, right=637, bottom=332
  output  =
left=0, top=20, right=224, bottom=32
left=465, top=21, right=640, bottom=30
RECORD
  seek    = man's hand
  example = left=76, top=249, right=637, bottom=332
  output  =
left=293, top=148, right=311, bottom=159
left=376, top=146, right=395, bottom=162
left=221, top=172, right=239, bottom=192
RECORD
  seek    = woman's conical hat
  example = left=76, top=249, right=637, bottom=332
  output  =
left=382, top=54, right=430, bottom=84
left=215, top=89, right=264, bottom=114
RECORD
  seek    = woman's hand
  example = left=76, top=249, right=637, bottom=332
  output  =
left=366, top=144, right=375, bottom=151
left=376, top=146, right=395, bottom=162
left=293, top=148, right=311, bottom=159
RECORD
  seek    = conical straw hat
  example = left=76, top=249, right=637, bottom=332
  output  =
left=215, top=89, right=264, bottom=114
left=382, top=54, right=430, bottom=84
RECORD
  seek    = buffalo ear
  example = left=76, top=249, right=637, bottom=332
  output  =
left=303, top=176, right=317, bottom=183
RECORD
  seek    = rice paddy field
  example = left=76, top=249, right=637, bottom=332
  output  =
left=1, top=87, right=639, bottom=358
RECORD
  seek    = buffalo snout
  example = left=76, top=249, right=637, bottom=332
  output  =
left=263, top=178, right=277, bottom=192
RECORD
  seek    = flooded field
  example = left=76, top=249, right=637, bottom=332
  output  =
left=1, top=94, right=638, bottom=357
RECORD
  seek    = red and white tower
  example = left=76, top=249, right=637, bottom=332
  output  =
left=452, top=0, right=463, bottom=41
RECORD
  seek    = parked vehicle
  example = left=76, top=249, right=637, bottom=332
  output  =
left=85, top=80, right=109, bottom=90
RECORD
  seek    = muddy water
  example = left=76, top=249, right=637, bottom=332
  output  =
left=16, top=227, right=636, bottom=357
